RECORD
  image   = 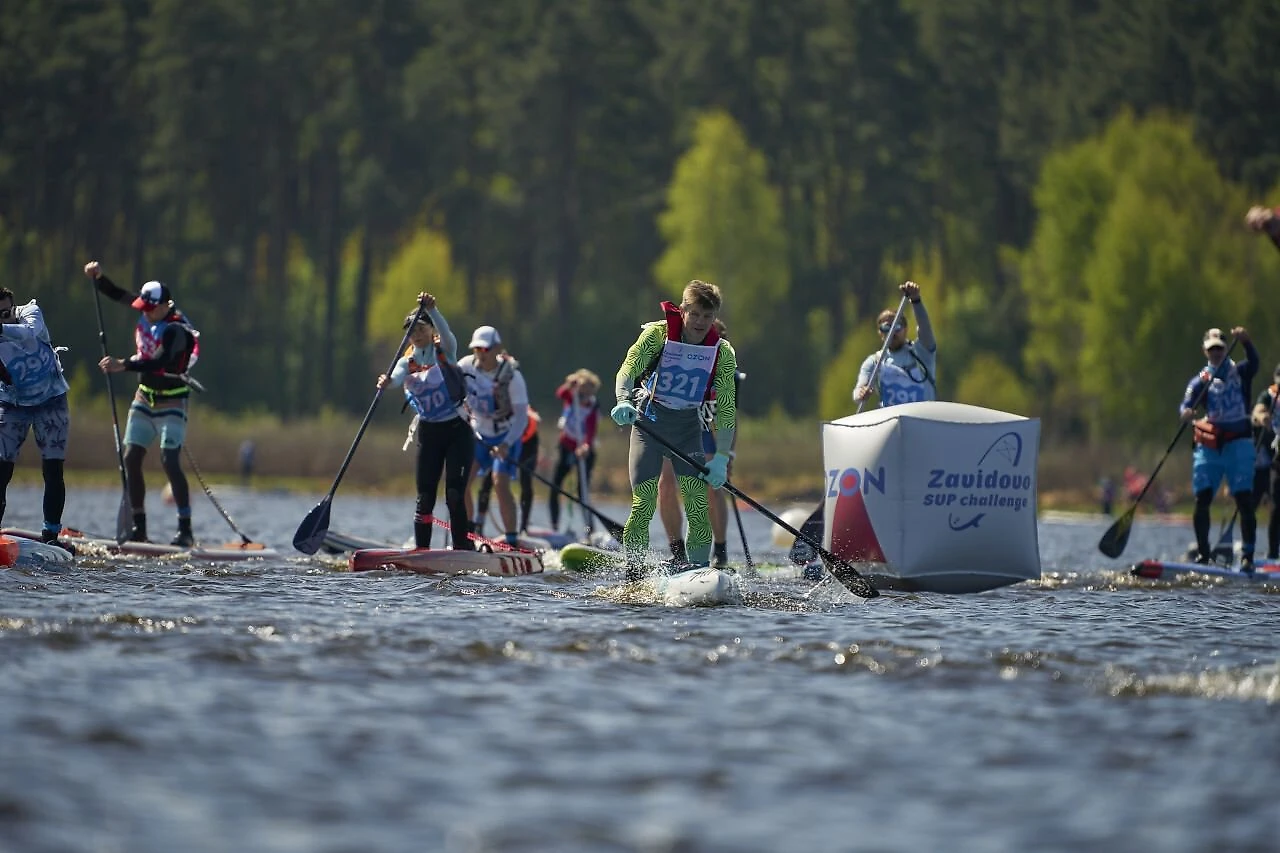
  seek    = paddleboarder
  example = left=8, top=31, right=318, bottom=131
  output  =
left=85, top=261, right=201, bottom=546
left=377, top=293, right=474, bottom=551
left=459, top=326, right=530, bottom=548
left=548, top=369, right=601, bottom=534
left=0, top=287, right=72, bottom=550
left=655, top=319, right=742, bottom=569
left=611, top=280, right=738, bottom=578
left=475, top=403, right=540, bottom=535
left=793, top=280, right=938, bottom=573
left=853, top=280, right=937, bottom=406
left=1182, top=326, right=1259, bottom=571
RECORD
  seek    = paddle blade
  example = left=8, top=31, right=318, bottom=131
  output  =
left=293, top=499, right=333, bottom=555
left=820, top=554, right=880, bottom=599
left=115, top=493, right=131, bottom=545
left=788, top=503, right=823, bottom=564
left=1098, top=508, right=1136, bottom=558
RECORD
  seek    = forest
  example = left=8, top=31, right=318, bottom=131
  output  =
left=3, top=0, right=1279, bottom=446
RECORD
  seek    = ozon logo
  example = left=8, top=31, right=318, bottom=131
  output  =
left=684, top=352, right=713, bottom=361
left=826, top=466, right=887, bottom=497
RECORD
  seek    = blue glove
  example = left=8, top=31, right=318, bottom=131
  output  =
left=701, top=452, right=730, bottom=489
left=610, top=400, right=638, bottom=426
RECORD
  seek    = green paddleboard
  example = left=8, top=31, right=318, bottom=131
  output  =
left=559, top=543, right=622, bottom=573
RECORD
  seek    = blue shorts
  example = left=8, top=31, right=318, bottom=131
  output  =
left=1192, top=438, right=1254, bottom=495
left=0, top=394, right=70, bottom=461
left=125, top=390, right=188, bottom=450
left=474, top=433, right=523, bottom=479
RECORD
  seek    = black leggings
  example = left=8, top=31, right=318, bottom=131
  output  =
left=548, top=443, right=596, bottom=529
left=477, top=431, right=538, bottom=532
left=1265, top=468, right=1280, bottom=559
left=123, top=445, right=190, bottom=512
left=1194, top=488, right=1256, bottom=558
left=414, top=417, right=475, bottom=550
left=0, top=458, right=65, bottom=528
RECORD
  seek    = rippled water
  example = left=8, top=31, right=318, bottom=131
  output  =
left=2, top=484, right=1277, bottom=853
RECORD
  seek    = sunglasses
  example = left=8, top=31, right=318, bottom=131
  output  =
left=472, top=346, right=490, bottom=353
left=878, top=322, right=904, bottom=334
left=1206, top=345, right=1225, bottom=353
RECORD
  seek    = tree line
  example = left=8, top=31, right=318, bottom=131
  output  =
left=2, top=0, right=1278, bottom=446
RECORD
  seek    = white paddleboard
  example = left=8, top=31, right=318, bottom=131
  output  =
left=654, top=567, right=742, bottom=606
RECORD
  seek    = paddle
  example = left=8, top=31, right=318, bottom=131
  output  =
left=182, top=445, right=264, bottom=549
left=1098, top=337, right=1240, bottom=558
left=631, top=419, right=878, bottom=598
left=517, top=456, right=625, bottom=540
left=90, top=278, right=132, bottom=544
left=789, top=295, right=910, bottom=566
left=292, top=298, right=429, bottom=554
left=729, top=497, right=755, bottom=571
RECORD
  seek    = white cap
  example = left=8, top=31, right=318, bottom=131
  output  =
left=469, top=325, right=501, bottom=349
left=1202, top=328, right=1227, bottom=349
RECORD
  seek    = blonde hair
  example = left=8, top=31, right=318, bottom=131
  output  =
left=569, top=368, right=601, bottom=390
left=682, top=280, right=722, bottom=312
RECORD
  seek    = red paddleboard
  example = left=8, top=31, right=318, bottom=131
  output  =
left=349, top=547, right=544, bottom=576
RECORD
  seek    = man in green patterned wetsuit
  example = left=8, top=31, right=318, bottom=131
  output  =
left=611, top=280, right=738, bottom=579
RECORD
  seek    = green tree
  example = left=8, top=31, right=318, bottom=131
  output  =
left=1022, top=111, right=1272, bottom=444
left=654, top=110, right=789, bottom=402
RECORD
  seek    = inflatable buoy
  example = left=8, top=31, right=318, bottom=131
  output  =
left=772, top=506, right=813, bottom=547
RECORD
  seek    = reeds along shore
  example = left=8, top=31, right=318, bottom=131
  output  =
left=21, top=403, right=1198, bottom=512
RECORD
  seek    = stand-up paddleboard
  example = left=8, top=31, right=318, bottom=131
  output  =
left=349, top=547, right=545, bottom=576
left=654, top=567, right=742, bottom=606
left=1131, top=558, right=1280, bottom=584
left=559, top=542, right=622, bottom=573
left=0, top=534, right=75, bottom=567
left=3, top=527, right=279, bottom=561
left=85, top=538, right=280, bottom=561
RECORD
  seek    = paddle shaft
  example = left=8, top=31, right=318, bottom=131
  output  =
left=292, top=299, right=430, bottom=553
left=517, top=455, right=624, bottom=539
left=631, top=419, right=876, bottom=597
left=857, top=295, right=909, bottom=414
left=327, top=301, right=429, bottom=501
left=90, top=281, right=132, bottom=541
left=730, top=496, right=755, bottom=570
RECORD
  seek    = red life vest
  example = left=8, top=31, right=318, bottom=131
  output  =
left=649, top=301, right=722, bottom=403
